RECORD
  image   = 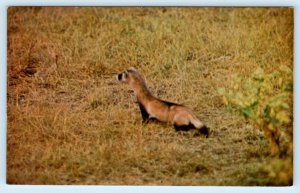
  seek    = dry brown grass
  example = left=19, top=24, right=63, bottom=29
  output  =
left=7, top=7, right=293, bottom=185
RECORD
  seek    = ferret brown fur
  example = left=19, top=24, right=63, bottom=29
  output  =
left=116, top=67, right=209, bottom=137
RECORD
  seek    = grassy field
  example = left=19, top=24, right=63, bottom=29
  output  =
left=7, top=7, right=293, bottom=185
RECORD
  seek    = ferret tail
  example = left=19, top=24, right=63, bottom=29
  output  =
left=190, top=116, right=205, bottom=129
left=190, top=116, right=210, bottom=138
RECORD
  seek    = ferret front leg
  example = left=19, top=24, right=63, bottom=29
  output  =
left=144, top=117, right=158, bottom=124
left=138, top=102, right=150, bottom=123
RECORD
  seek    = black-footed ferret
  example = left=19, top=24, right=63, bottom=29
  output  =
left=116, top=67, right=209, bottom=137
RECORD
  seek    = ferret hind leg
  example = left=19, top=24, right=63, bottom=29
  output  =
left=174, top=123, right=195, bottom=131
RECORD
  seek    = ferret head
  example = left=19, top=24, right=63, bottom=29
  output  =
left=116, top=67, right=151, bottom=97
left=116, top=67, right=138, bottom=84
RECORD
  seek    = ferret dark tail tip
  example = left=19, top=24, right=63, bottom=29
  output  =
left=199, top=125, right=210, bottom=138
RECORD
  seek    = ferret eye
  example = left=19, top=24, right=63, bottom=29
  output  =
left=117, top=74, right=122, bottom=80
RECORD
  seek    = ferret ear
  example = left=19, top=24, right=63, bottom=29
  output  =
left=127, top=67, right=137, bottom=73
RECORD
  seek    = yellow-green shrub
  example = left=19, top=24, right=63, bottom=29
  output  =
left=218, top=65, right=292, bottom=156
left=218, top=64, right=293, bottom=185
